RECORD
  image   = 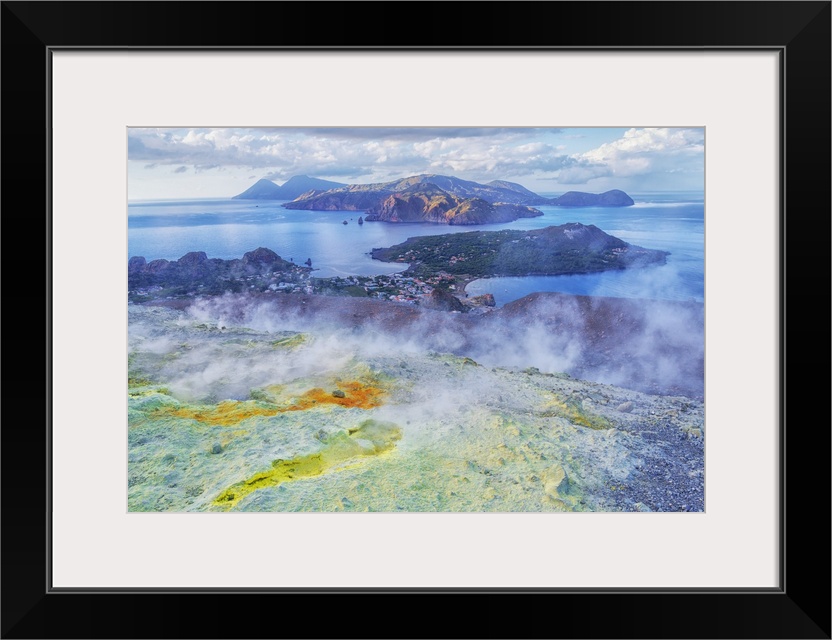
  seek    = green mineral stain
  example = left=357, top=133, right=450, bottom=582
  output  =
left=270, top=333, right=308, bottom=349
left=129, top=385, right=172, bottom=398
left=128, top=375, right=154, bottom=388
left=213, top=419, right=402, bottom=508
left=540, top=394, right=613, bottom=430
left=429, top=353, right=479, bottom=368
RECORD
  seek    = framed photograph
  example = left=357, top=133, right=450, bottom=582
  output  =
left=123, top=124, right=706, bottom=518
left=3, top=1, right=829, bottom=638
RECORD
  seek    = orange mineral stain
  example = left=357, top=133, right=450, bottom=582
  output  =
left=166, top=400, right=281, bottom=427
left=288, top=381, right=386, bottom=412
left=156, top=380, right=386, bottom=426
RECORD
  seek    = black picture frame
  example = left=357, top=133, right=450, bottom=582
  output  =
left=2, top=2, right=829, bottom=638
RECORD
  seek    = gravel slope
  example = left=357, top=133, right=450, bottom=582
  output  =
left=128, top=300, right=704, bottom=513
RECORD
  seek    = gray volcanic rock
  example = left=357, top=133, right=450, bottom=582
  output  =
left=242, top=247, right=282, bottom=266
left=128, top=256, right=147, bottom=275
left=128, top=247, right=301, bottom=292
left=145, top=259, right=171, bottom=274
left=178, top=251, right=208, bottom=267
left=420, top=288, right=467, bottom=312
left=467, top=293, right=496, bottom=308
left=617, top=401, right=634, bottom=413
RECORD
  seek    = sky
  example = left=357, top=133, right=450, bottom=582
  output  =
left=127, top=127, right=704, bottom=200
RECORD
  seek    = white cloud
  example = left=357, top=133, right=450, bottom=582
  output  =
left=582, top=128, right=703, bottom=161
left=558, top=128, right=704, bottom=185
left=127, top=127, right=704, bottom=198
left=127, top=128, right=569, bottom=184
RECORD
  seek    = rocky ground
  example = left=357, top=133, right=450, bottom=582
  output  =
left=127, top=296, right=704, bottom=513
left=151, top=290, right=704, bottom=399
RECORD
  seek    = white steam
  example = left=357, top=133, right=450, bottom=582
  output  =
left=129, top=287, right=703, bottom=403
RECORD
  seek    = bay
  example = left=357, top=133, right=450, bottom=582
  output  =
left=128, top=192, right=704, bottom=305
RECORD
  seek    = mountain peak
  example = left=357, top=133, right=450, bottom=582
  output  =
left=232, top=179, right=282, bottom=200
left=487, top=180, right=540, bottom=198
left=233, top=175, right=346, bottom=200
left=283, top=173, right=550, bottom=221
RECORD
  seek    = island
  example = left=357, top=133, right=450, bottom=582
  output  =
left=284, top=174, right=551, bottom=208
left=364, top=183, right=542, bottom=225
left=230, top=173, right=636, bottom=223
left=551, top=189, right=635, bottom=207
left=232, top=175, right=346, bottom=200
left=272, top=174, right=633, bottom=225
left=370, top=222, right=668, bottom=279
left=281, top=174, right=550, bottom=224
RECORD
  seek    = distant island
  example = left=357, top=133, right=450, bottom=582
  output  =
left=371, top=222, right=668, bottom=279
left=364, top=183, right=542, bottom=225
left=231, top=174, right=635, bottom=225
left=232, top=175, right=346, bottom=200
left=553, top=189, right=634, bottom=207
left=281, top=174, right=550, bottom=226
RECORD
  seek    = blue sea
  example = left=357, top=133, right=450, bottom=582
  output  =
left=128, top=192, right=704, bottom=306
